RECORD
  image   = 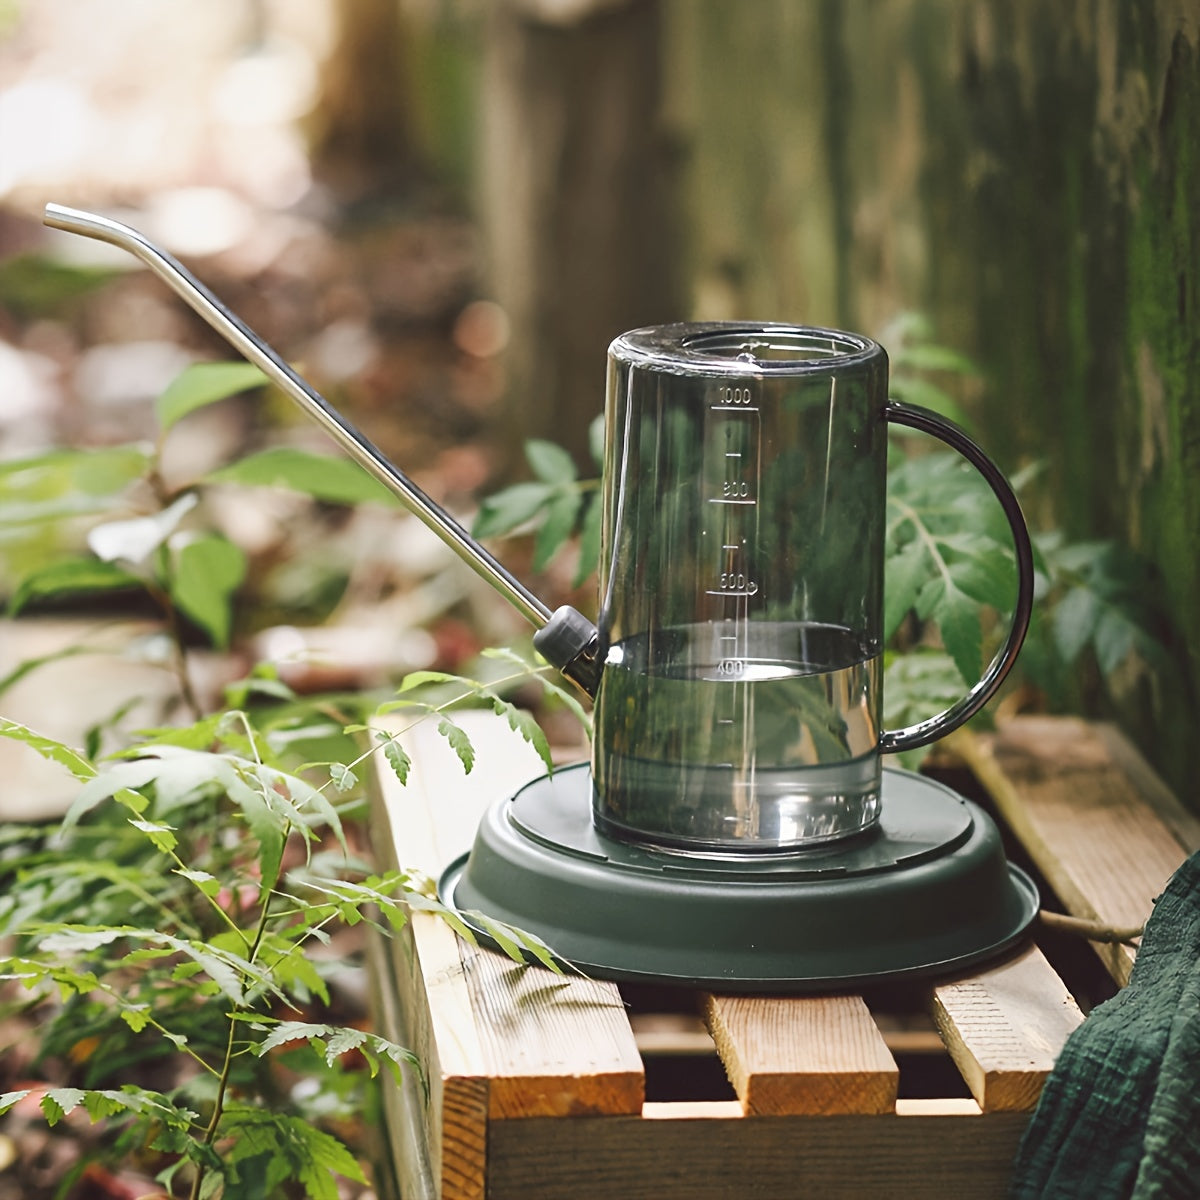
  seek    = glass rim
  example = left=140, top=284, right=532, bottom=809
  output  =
left=610, top=322, right=884, bottom=375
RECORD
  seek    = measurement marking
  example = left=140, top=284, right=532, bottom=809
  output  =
left=710, top=405, right=760, bottom=413
left=706, top=588, right=758, bottom=596
left=722, top=543, right=740, bottom=550
left=719, top=635, right=738, bottom=641
left=725, top=451, right=742, bottom=458
left=708, top=498, right=756, bottom=506
left=717, top=719, right=735, bottom=725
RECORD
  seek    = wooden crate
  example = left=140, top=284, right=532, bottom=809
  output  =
left=367, top=715, right=1199, bottom=1200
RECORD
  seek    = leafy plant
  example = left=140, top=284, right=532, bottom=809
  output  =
left=0, top=352, right=586, bottom=1196
left=2, top=360, right=402, bottom=718
left=472, top=416, right=604, bottom=588
left=0, top=650, right=568, bottom=1198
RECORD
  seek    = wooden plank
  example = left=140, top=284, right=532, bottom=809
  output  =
left=372, top=712, right=545, bottom=1199
left=1091, top=723, right=1200, bottom=850
left=487, top=1109, right=1029, bottom=1200
left=702, top=994, right=898, bottom=1115
left=929, top=943, right=1084, bottom=1112
left=948, top=717, right=1196, bottom=984
left=462, top=940, right=644, bottom=1118
left=366, top=927, right=438, bottom=1200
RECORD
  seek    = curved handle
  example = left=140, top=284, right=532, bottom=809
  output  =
left=878, top=401, right=1034, bottom=754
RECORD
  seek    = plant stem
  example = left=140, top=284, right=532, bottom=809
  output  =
left=149, top=570, right=204, bottom=724
left=187, top=834, right=281, bottom=1200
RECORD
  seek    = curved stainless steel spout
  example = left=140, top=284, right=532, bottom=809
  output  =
left=44, top=203, right=599, bottom=691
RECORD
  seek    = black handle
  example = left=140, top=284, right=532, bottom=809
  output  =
left=878, top=402, right=1035, bottom=754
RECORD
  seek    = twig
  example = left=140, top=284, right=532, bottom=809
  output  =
left=1038, top=909, right=1144, bottom=944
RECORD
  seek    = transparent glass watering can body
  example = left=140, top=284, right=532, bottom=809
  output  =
left=592, top=326, right=888, bottom=850
left=43, top=207, right=1033, bottom=857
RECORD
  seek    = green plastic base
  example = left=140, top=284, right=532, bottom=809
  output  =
left=440, top=765, right=1039, bottom=992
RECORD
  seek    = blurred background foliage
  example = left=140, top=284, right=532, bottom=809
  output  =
left=1, top=0, right=1197, bottom=797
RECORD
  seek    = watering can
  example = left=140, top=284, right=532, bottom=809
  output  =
left=44, top=205, right=1033, bottom=857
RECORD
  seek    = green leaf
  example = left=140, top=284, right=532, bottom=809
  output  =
left=931, top=579, right=983, bottom=684
left=258, top=937, right=329, bottom=1005
left=467, top=909, right=564, bottom=974
left=587, top=414, right=606, bottom=470
left=328, top=762, right=356, bottom=793
left=128, top=818, right=178, bottom=853
left=396, top=669, right=474, bottom=693
left=88, top=492, right=198, bottom=565
left=264, top=764, right=347, bottom=847
left=573, top=492, right=602, bottom=587
left=1052, top=585, right=1099, bottom=665
left=0, top=719, right=91, bottom=780
left=289, top=1115, right=368, bottom=1196
left=170, top=532, right=247, bottom=647
left=1094, top=607, right=1136, bottom=677
left=437, top=717, right=475, bottom=773
left=37, top=926, right=130, bottom=954
left=892, top=342, right=979, bottom=375
left=36, top=1086, right=199, bottom=1130
left=938, top=533, right=1017, bottom=606
left=532, top=488, right=582, bottom=572
left=0, top=253, right=120, bottom=318
left=490, top=698, right=554, bottom=774
left=206, top=447, right=399, bottom=506
left=322, top=1026, right=368, bottom=1063
left=0, top=444, right=150, bottom=529
left=377, top=734, right=410, bottom=785
left=0, top=722, right=151, bottom=817
left=7, top=557, right=144, bottom=616
left=229, top=782, right=286, bottom=893
left=0, top=1090, right=31, bottom=1115
left=483, top=646, right=593, bottom=734
left=473, top=481, right=554, bottom=539
left=41, top=1088, right=85, bottom=1126
left=120, top=1005, right=151, bottom=1032
left=525, top=439, right=578, bottom=485
left=884, top=540, right=930, bottom=639
left=157, top=362, right=267, bottom=431
left=64, top=746, right=241, bottom=828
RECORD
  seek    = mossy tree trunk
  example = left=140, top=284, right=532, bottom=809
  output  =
left=670, top=0, right=1200, bottom=795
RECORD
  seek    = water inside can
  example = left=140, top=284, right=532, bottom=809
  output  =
left=593, top=621, right=881, bottom=850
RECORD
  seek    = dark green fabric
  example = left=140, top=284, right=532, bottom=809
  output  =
left=1010, top=849, right=1200, bottom=1199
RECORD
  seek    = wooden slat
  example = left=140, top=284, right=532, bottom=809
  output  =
left=929, top=943, right=1084, bottom=1112
left=487, top=1109, right=1029, bottom=1200
left=949, top=717, right=1197, bottom=983
left=371, top=713, right=545, bottom=1199
left=372, top=710, right=644, bottom=1147
left=702, top=994, right=898, bottom=1115
left=462, top=943, right=644, bottom=1117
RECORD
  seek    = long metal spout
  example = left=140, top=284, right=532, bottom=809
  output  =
left=43, top=202, right=556, bottom=632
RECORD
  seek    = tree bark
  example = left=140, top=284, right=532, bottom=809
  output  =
left=309, top=0, right=421, bottom=205
left=481, top=0, right=683, bottom=472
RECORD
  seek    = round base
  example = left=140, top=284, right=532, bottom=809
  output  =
left=440, top=764, right=1039, bottom=991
